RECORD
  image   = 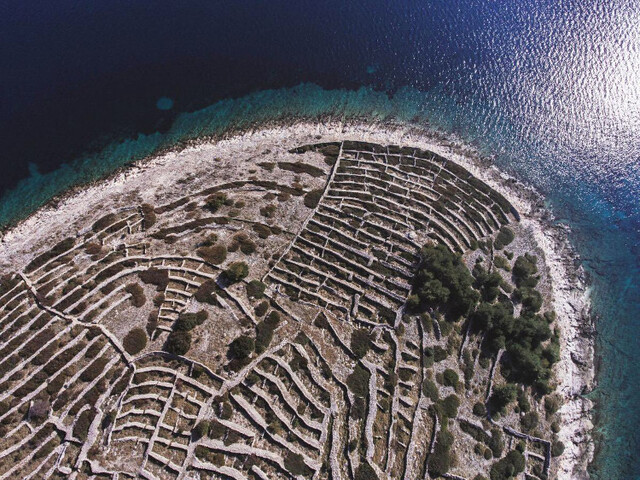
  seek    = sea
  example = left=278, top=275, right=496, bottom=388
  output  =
left=1, top=0, right=638, bottom=477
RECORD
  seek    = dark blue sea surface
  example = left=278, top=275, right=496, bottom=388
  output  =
left=1, top=0, right=639, bottom=477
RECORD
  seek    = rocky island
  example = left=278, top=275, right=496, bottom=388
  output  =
left=0, top=124, right=595, bottom=480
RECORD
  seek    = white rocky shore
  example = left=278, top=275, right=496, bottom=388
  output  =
left=0, top=120, right=596, bottom=479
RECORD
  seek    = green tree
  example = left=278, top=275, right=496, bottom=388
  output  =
left=224, top=262, right=249, bottom=283
left=229, top=335, right=254, bottom=359
left=350, top=329, right=372, bottom=359
left=490, top=384, right=517, bottom=412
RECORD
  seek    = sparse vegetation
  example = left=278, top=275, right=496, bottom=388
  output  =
left=0, top=140, right=569, bottom=480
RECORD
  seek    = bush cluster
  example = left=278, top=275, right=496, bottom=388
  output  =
left=489, top=450, right=525, bottom=480
left=254, top=300, right=269, bottom=317
left=123, top=327, right=147, bottom=355
left=175, top=310, right=208, bottom=332
left=355, top=461, right=379, bottom=480
left=443, top=368, right=459, bottom=388
left=139, top=268, right=168, bottom=290
left=229, top=335, right=255, bottom=360
left=246, top=280, right=266, bottom=299
left=490, top=383, right=517, bottom=413
left=204, top=192, right=229, bottom=213
left=304, top=189, right=324, bottom=208
left=192, top=420, right=210, bottom=440
left=277, top=161, right=325, bottom=178
left=197, top=244, right=227, bottom=265
left=350, top=329, right=372, bottom=359
left=471, top=297, right=556, bottom=392
left=346, top=364, right=370, bottom=398
left=494, top=226, right=515, bottom=250
left=164, top=331, right=191, bottom=356
left=224, top=262, right=249, bottom=283
left=125, top=283, right=145, bottom=308
left=194, top=279, right=218, bottom=304
left=255, top=310, right=281, bottom=353
left=141, top=203, right=156, bottom=228
left=428, top=428, right=456, bottom=476
left=284, top=451, right=312, bottom=476
left=408, top=244, right=479, bottom=320
left=229, top=231, right=257, bottom=255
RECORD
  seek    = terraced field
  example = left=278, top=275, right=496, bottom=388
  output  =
left=0, top=141, right=564, bottom=480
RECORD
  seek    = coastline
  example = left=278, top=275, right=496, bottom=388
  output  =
left=0, top=120, right=596, bottom=478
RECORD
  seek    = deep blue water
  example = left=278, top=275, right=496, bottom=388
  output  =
left=1, top=0, right=639, bottom=477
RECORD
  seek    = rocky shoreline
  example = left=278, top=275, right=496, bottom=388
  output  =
left=0, top=120, right=596, bottom=478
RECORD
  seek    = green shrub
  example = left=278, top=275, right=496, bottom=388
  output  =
left=514, top=287, right=543, bottom=313
left=552, top=440, right=565, bottom=457
left=123, top=328, right=147, bottom=355
left=175, top=310, right=208, bottom=331
left=259, top=204, right=277, bottom=218
left=347, top=364, right=370, bottom=397
left=441, top=394, right=460, bottom=418
left=521, top=411, right=539, bottom=432
left=229, top=335, right=254, bottom=360
left=252, top=223, right=272, bottom=239
left=494, top=255, right=511, bottom=271
left=139, top=268, right=168, bottom=290
left=443, top=369, right=459, bottom=388
left=494, top=227, right=515, bottom=250
left=545, top=394, right=562, bottom=415
left=488, top=428, right=504, bottom=458
left=195, top=279, right=218, bottom=304
left=224, top=262, right=249, bottom=283
left=197, top=244, right=227, bottom=265
left=489, top=450, right=525, bottom=480
left=192, top=420, right=210, bottom=440
left=205, top=193, right=227, bottom=213
left=304, top=189, right=324, bottom=208
left=255, top=311, right=281, bottom=354
left=125, top=283, right=145, bottom=308
left=355, top=461, right=379, bottom=480
left=433, top=346, right=448, bottom=362
left=254, top=300, right=269, bottom=317
left=490, top=384, right=517, bottom=412
left=164, top=331, right=191, bottom=356
left=513, top=253, right=538, bottom=287
left=246, top=280, right=266, bottom=299
left=473, top=402, right=487, bottom=417
left=350, top=329, right=371, bottom=359
left=422, top=379, right=439, bottom=401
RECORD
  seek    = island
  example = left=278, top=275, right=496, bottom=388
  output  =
left=0, top=124, right=595, bottom=480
